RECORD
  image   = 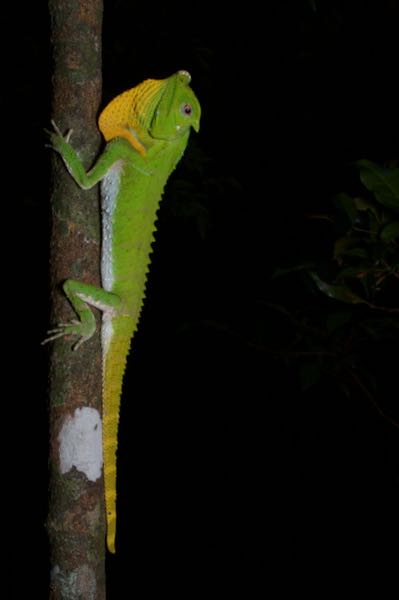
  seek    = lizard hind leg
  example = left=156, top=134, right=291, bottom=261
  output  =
left=42, top=279, right=121, bottom=350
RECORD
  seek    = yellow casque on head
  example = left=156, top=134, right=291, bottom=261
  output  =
left=98, top=71, right=200, bottom=155
left=98, top=77, right=167, bottom=155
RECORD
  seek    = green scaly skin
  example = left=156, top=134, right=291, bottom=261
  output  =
left=44, top=71, right=201, bottom=552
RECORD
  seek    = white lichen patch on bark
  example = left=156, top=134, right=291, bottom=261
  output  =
left=51, top=564, right=97, bottom=599
left=58, top=407, right=103, bottom=481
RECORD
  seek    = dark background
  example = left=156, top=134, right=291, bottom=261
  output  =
left=7, top=0, right=399, bottom=597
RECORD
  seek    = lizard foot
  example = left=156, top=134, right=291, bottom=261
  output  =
left=44, top=120, right=73, bottom=152
left=41, top=318, right=95, bottom=351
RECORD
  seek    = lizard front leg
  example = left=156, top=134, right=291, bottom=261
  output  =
left=46, top=121, right=139, bottom=189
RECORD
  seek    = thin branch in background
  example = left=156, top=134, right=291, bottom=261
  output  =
left=347, top=368, right=399, bottom=431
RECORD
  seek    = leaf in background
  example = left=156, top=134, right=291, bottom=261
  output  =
left=336, top=266, right=369, bottom=281
left=333, top=237, right=368, bottom=259
left=334, top=236, right=352, bottom=258
left=357, top=160, right=399, bottom=210
left=353, top=196, right=380, bottom=219
left=340, top=247, right=369, bottom=259
left=352, top=196, right=380, bottom=236
left=309, top=272, right=368, bottom=304
left=271, top=262, right=317, bottom=279
left=380, top=221, right=399, bottom=243
left=334, top=193, right=358, bottom=224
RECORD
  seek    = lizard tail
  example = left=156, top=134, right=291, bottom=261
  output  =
left=102, top=316, right=133, bottom=553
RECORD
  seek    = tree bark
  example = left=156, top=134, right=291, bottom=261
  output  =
left=47, top=1, right=105, bottom=598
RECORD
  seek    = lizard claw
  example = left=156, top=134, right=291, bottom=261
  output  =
left=41, top=320, right=85, bottom=348
left=50, top=119, right=73, bottom=141
left=45, top=120, right=73, bottom=152
left=42, top=315, right=95, bottom=350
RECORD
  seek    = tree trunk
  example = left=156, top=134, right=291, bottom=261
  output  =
left=47, top=1, right=105, bottom=598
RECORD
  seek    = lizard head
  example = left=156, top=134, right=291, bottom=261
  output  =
left=149, top=70, right=201, bottom=140
left=99, top=71, right=200, bottom=154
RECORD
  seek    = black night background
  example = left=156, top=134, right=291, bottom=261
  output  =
left=6, top=0, right=399, bottom=597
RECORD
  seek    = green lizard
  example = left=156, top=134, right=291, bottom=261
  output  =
left=44, top=70, right=201, bottom=553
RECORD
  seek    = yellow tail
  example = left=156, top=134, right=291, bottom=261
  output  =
left=102, top=324, right=132, bottom=553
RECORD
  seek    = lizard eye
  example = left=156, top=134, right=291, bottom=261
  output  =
left=181, top=103, right=192, bottom=116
